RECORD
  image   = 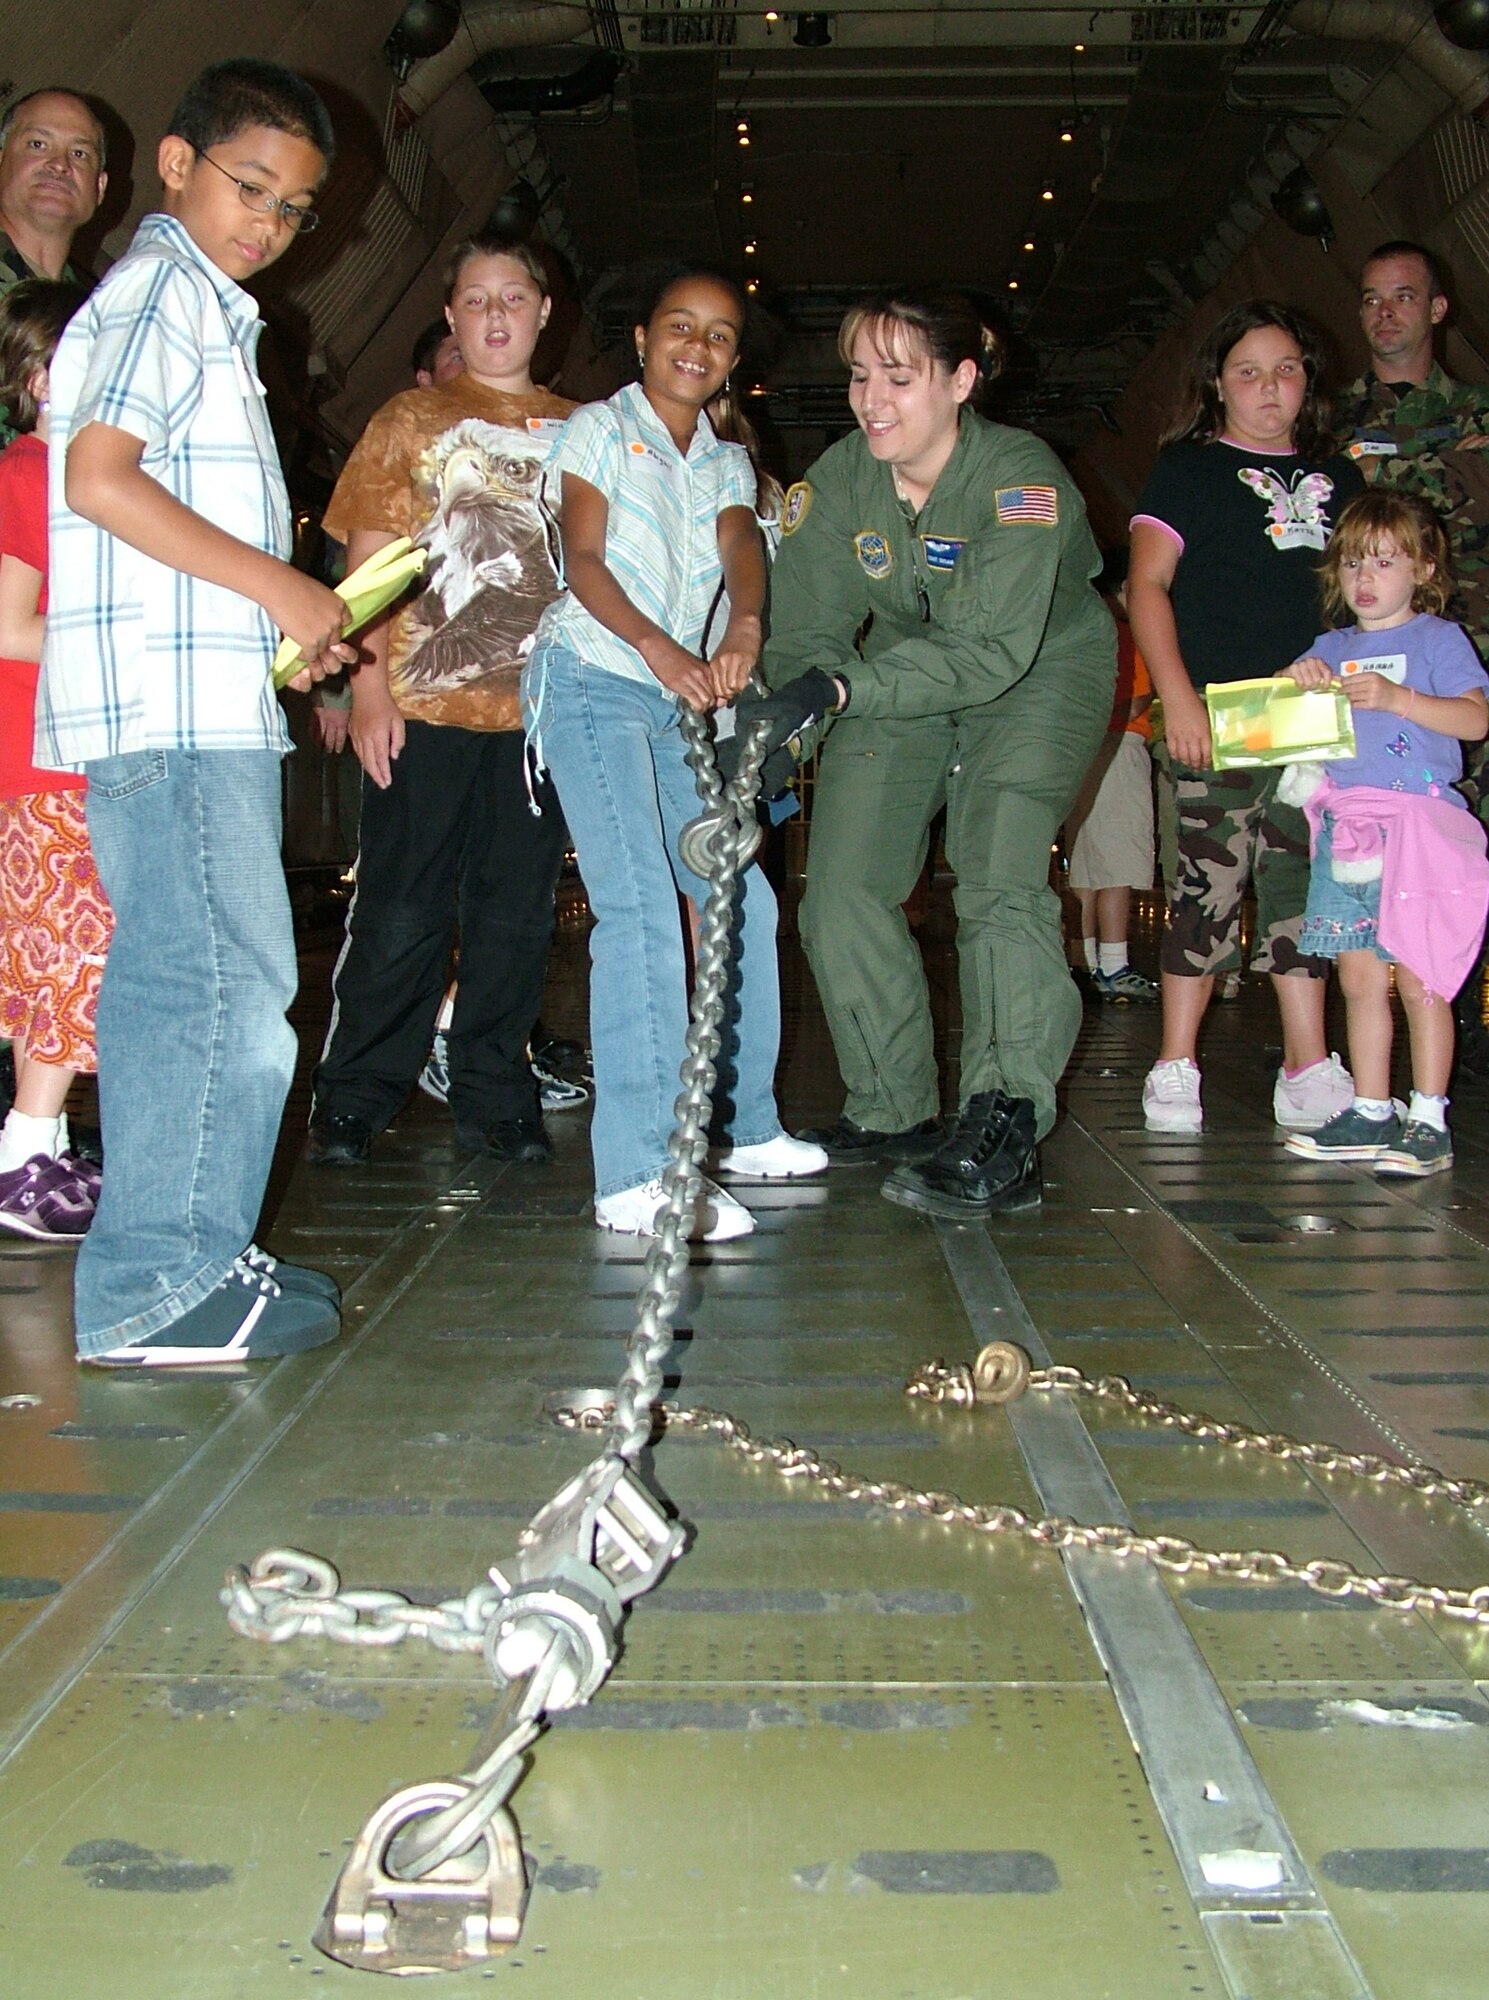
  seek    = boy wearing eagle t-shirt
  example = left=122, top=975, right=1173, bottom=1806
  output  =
left=308, top=233, right=575, bottom=1168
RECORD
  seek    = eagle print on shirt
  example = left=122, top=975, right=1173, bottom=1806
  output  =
left=394, top=418, right=562, bottom=700
left=1237, top=467, right=1337, bottom=552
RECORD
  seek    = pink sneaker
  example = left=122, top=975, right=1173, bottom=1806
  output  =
left=1142, top=1058, right=1202, bottom=1133
left=1273, top=1053, right=1354, bottom=1131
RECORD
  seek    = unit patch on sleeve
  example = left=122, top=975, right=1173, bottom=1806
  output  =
left=780, top=480, right=813, bottom=535
left=994, top=485, right=1059, bottom=526
left=853, top=530, right=894, bottom=579
left=920, top=534, right=965, bottom=572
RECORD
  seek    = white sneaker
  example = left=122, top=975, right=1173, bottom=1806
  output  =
left=1143, top=1058, right=1203, bottom=1133
left=712, top=1133, right=829, bottom=1181
left=595, top=1174, right=755, bottom=1242
left=1274, top=1052, right=1354, bottom=1131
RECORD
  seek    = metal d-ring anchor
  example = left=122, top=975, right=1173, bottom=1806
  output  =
left=313, top=1779, right=527, bottom=1975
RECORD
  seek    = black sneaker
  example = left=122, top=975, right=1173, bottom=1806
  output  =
left=530, top=1026, right=593, bottom=1086
left=882, top=1092, right=1042, bottom=1218
left=794, top=1115, right=941, bottom=1165
left=454, top=1116, right=553, bottom=1163
left=88, top=1259, right=341, bottom=1368
left=306, top=1112, right=373, bottom=1167
left=241, top=1242, right=341, bottom=1305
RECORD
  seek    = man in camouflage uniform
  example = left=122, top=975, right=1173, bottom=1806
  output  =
left=1344, top=239, right=1489, bottom=1066
left=0, top=88, right=105, bottom=442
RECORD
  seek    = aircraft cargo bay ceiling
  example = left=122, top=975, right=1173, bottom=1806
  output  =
left=14, top=2, right=1489, bottom=472
left=388, top=0, right=1486, bottom=457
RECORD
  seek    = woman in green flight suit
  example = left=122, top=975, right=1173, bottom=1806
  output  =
left=735, top=287, right=1116, bottom=1216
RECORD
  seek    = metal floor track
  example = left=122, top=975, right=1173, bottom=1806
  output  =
left=3, top=917, right=1489, bottom=1998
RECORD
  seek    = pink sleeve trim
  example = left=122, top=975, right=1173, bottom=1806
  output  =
left=1130, top=514, right=1184, bottom=556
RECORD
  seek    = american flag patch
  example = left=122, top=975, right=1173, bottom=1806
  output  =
left=995, top=484, right=1059, bottom=525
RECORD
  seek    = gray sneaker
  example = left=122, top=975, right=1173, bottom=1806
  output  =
left=1284, top=1105, right=1401, bottom=1162
left=1091, top=965, right=1159, bottom=1003
left=1375, top=1120, right=1453, bottom=1178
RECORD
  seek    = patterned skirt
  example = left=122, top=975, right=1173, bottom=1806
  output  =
left=0, top=790, right=112, bottom=1070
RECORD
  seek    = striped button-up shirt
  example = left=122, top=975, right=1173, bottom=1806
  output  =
left=536, top=381, right=756, bottom=685
left=37, top=212, right=292, bottom=768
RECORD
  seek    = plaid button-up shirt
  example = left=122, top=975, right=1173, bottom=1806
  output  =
left=37, top=212, right=293, bottom=768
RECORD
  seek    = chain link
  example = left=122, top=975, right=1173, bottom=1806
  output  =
left=551, top=1368, right=1489, bottom=1628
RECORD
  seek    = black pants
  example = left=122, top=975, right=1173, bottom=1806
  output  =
left=313, top=722, right=566, bottom=1129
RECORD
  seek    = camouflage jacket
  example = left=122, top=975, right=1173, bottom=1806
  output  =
left=1343, top=364, right=1489, bottom=657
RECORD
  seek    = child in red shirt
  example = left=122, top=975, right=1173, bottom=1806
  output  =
left=0, top=280, right=111, bottom=1239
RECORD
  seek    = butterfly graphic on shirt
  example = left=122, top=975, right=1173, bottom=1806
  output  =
left=1236, top=467, right=1337, bottom=552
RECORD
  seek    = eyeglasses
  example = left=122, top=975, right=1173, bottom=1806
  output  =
left=193, top=148, right=319, bottom=233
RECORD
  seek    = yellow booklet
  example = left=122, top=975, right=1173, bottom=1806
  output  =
left=1206, top=677, right=1357, bottom=769
left=271, top=538, right=428, bottom=689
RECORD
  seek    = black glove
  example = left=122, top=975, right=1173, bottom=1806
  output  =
left=716, top=668, right=845, bottom=796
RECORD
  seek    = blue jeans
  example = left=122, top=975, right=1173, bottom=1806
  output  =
left=525, top=643, right=784, bottom=1197
left=75, top=750, right=297, bottom=1356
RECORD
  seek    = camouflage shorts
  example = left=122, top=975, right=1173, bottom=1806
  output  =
left=1161, top=764, right=1323, bottom=979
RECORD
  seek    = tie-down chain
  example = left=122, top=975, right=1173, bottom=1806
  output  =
left=221, top=703, right=771, bottom=1974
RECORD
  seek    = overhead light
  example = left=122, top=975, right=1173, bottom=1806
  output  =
left=745, top=278, right=759, bottom=294
left=1059, top=122, right=1074, bottom=143
left=736, top=117, right=750, bottom=133
left=1008, top=279, right=1019, bottom=291
left=738, top=130, right=751, bottom=147
left=744, top=240, right=758, bottom=254
left=1023, top=238, right=1035, bottom=251
left=749, top=383, right=767, bottom=396
left=1041, top=182, right=1054, bottom=201
left=1435, top=1, right=1489, bottom=50
left=765, top=6, right=780, bottom=16
left=741, top=190, right=754, bottom=203
left=793, top=12, right=832, bottom=48
left=1073, top=41, right=1085, bottom=52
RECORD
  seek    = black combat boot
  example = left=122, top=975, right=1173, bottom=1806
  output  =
left=794, top=1114, right=942, bottom=1165
left=880, top=1091, right=1041, bottom=1218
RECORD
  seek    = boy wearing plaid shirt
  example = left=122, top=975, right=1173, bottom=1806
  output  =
left=38, top=60, right=355, bottom=1365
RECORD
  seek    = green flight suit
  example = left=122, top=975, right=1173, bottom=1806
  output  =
left=764, top=413, right=1115, bottom=1140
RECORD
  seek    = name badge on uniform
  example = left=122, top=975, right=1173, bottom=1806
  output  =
left=781, top=481, right=812, bottom=535
left=854, top=530, right=893, bottom=579
left=627, top=440, right=669, bottom=468
left=921, top=534, right=965, bottom=572
left=1347, top=438, right=1399, bottom=458
left=525, top=417, right=569, bottom=440
left=1338, top=652, right=1408, bottom=684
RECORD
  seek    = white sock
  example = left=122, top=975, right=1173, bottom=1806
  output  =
left=1083, top=937, right=1099, bottom=971
left=1098, top=942, right=1128, bottom=976
left=0, top=1109, right=63, bottom=1171
left=1408, top=1091, right=1448, bottom=1132
left=1352, top=1096, right=1393, bottom=1122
